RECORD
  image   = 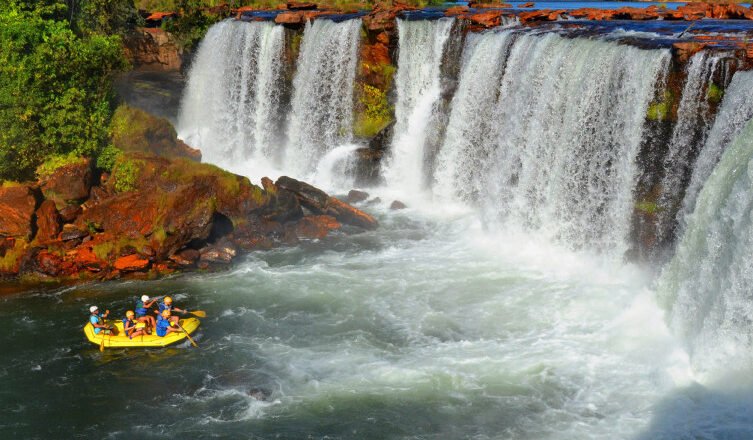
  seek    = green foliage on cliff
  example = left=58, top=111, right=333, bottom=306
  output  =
left=647, top=90, right=674, bottom=121
left=355, top=84, right=393, bottom=138
left=96, top=144, right=123, bottom=172
left=162, top=0, right=224, bottom=51
left=707, top=82, right=724, bottom=104
left=35, top=154, right=87, bottom=179
left=0, top=1, right=128, bottom=181
left=111, top=157, right=142, bottom=193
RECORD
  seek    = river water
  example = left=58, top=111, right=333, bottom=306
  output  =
left=6, top=15, right=753, bottom=440
left=0, top=199, right=714, bottom=439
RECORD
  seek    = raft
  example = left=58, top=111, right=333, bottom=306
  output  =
left=83, top=317, right=200, bottom=348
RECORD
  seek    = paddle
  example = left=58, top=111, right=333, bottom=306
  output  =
left=186, top=310, right=206, bottom=318
left=175, top=320, right=198, bottom=348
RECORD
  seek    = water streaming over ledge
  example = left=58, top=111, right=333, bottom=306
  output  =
left=658, top=118, right=753, bottom=376
left=166, top=18, right=753, bottom=438
left=382, top=18, right=454, bottom=191
left=177, top=20, right=285, bottom=173
left=680, top=70, right=753, bottom=227
left=286, top=18, right=362, bottom=176
left=434, top=31, right=670, bottom=257
left=654, top=51, right=727, bottom=246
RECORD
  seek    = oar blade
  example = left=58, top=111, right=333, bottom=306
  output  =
left=189, top=310, right=206, bottom=318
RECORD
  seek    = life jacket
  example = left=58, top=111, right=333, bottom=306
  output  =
left=122, top=318, right=136, bottom=337
left=135, top=300, right=148, bottom=316
left=156, top=316, right=170, bottom=337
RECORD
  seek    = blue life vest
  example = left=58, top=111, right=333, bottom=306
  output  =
left=135, top=300, right=148, bottom=316
left=122, top=318, right=136, bottom=338
left=156, top=316, right=171, bottom=337
left=90, top=314, right=102, bottom=334
left=158, top=302, right=173, bottom=314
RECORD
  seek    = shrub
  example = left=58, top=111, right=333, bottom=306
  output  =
left=111, top=157, right=141, bottom=193
left=36, top=153, right=86, bottom=179
left=96, top=144, right=123, bottom=172
left=0, top=3, right=127, bottom=181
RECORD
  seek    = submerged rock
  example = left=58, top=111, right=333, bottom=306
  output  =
left=390, top=200, right=407, bottom=210
left=346, top=189, right=369, bottom=204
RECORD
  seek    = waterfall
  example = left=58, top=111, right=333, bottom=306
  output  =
left=657, top=118, right=753, bottom=375
left=679, top=70, right=753, bottom=226
left=177, top=20, right=285, bottom=173
left=654, top=51, right=725, bottom=246
left=382, top=18, right=454, bottom=192
left=434, top=32, right=669, bottom=256
left=433, top=31, right=515, bottom=203
left=285, top=18, right=362, bottom=176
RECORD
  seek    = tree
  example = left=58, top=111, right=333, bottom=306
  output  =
left=0, top=2, right=127, bottom=180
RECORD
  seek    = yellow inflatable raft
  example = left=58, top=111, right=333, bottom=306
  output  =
left=83, top=318, right=200, bottom=348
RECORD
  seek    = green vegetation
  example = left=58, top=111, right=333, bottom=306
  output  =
left=0, top=1, right=128, bottom=181
left=36, top=154, right=87, bottom=179
left=355, top=84, right=393, bottom=138
left=161, top=0, right=225, bottom=51
left=0, top=239, right=28, bottom=273
left=707, top=82, right=724, bottom=104
left=111, top=157, right=142, bottom=193
left=635, top=200, right=660, bottom=214
left=647, top=90, right=674, bottom=121
left=96, top=144, right=123, bottom=172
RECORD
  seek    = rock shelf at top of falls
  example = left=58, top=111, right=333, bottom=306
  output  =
left=0, top=109, right=378, bottom=285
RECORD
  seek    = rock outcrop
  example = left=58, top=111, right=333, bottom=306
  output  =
left=0, top=153, right=378, bottom=282
left=123, top=28, right=183, bottom=71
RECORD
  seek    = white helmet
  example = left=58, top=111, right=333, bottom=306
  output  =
left=89, top=306, right=98, bottom=313
left=141, top=295, right=149, bottom=302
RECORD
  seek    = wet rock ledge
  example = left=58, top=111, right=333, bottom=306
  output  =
left=0, top=153, right=377, bottom=284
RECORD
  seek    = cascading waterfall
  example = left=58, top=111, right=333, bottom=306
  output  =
left=382, top=18, right=454, bottom=192
left=285, top=18, right=362, bottom=176
left=679, top=70, right=753, bottom=226
left=433, top=31, right=515, bottom=204
left=434, top=32, right=670, bottom=256
left=657, top=117, right=753, bottom=375
left=177, top=20, right=284, bottom=173
left=654, top=51, right=725, bottom=245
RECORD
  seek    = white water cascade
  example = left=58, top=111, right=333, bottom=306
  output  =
left=654, top=51, right=725, bottom=245
left=658, top=117, right=753, bottom=376
left=382, top=18, right=454, bottom=192
left=433, top=32, right=670, bottom=256
left=285, top=18, right=362, bottom=176
left=679, top=70, right=753, bottom=225
left=177, top=20, right=285, bottom=174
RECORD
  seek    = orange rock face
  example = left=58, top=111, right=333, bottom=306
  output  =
left=468, top=10, right=504, bottom=28
left=40, top=158, right=92, bottom=209
left=114, top=254, right=151, bottom=272
left=287, top=2, right=317, bottom=10
left=519, top=9, right=564, bottom=23
left=673, top=41, right=708, bottom=63
left=295, top=215, right=342, bottom=239
left=445, top=5, right=469, bottom=16
left=0, top=185, right=37, bottom=239
left=35, top=200, right=61, bottom=243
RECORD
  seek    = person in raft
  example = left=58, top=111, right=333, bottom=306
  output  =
left=89, top=306, right=112, bottom=335
left=122, top=310, right=147, bottom=339
left=156, top=309, right=182, bottom=337
left=156, top=296, right=186, bottom=325
left=134, top=295, right=157, bottom=331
